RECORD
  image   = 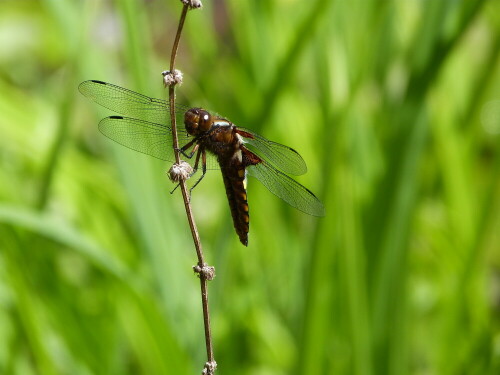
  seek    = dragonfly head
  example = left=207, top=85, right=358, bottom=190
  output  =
left=184, top=108, right=213, bottom=135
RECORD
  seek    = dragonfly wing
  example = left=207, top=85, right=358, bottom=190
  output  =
left=98, top=116, right=222, bottom=170
left=99, top=116, right=188, bottom=161
left=79, top=80, right=189, bottom=125
left=246, top=162, right=325, bottom=216
left=238, top=127, right=307, bottom=175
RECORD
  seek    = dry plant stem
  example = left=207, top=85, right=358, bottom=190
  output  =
left=169, top=5, right=188, bottom=74
left=169, top=4, right=189, bottom=166
left=168, top=3, right=215, bottom=368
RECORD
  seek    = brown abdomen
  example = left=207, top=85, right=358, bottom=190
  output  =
left=220, top=163, right=250, bottom=246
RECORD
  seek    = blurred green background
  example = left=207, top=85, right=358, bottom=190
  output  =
left=1, top=0, right=500, bottom=374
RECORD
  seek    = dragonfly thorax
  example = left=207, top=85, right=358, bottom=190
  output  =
left=184, top=108, right=213, bottom=135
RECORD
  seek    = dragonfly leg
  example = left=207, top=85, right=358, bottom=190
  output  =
left=169, top=183, right=180, bottom=194
left=179, top=140, right=199, bottom=159
left=189, top=148, right=207, bottom=198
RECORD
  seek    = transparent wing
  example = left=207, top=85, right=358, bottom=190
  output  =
left=99, top=116, right=178, bottom=161
left=247, top=162, right=325, bottom=216
left=238, top=127, right=307, bottom=175
left=98, top=116, right=221, bottom=169
left=79, top=80, right=190, bottom=125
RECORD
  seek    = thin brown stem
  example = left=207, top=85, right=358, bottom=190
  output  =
left=170, top=4, right=189, bottom=73
left=167, top=2, right=215, bottom=372
left=169, top=3, right=189, bottom=166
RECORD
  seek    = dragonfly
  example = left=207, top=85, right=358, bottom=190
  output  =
left=79, top=80, right=325, bottom=246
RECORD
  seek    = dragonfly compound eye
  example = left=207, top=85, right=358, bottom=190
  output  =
left=198, top=109, right=212, bottom=132
left=184, top=108, right=201, bottom=135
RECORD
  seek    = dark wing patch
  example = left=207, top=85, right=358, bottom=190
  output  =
left=237, top=127, right=307, bottom=175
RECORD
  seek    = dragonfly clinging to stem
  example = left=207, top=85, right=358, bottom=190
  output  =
left=79, top=80, right=325, bottom=245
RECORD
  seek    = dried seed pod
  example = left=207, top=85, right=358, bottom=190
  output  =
left=168, top=160, right=193, bottom=182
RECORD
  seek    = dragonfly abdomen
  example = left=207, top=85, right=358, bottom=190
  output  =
left=220, top=162, right=250, bottom=246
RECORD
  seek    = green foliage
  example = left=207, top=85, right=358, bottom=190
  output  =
left=1, top=0, right=499, bottom=374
